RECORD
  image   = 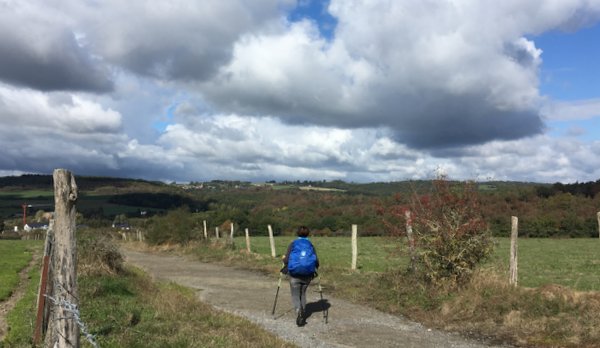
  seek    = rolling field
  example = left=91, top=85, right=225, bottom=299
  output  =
left=232, top=236, right=599, bottom=291
left=490, top=238, right=599, bottom=291
left=0, top=190, right=161, bottom=223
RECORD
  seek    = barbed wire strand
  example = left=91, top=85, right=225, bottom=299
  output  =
left=45, top=282, right=98, bottom=348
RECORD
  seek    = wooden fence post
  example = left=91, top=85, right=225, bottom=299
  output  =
left=509, top=216, right=519, bottom=286
left=268, top=224, right=276, bottom=258
left=215, top=227, right=220, bottom=239
left=351, top=224, right=358, bottom=270
left=203, top=220, right=208, bottom=239
left=405, top=211, right=416, bottom=272
left=45, top=169, right=79, bottom=347
left=245, top=228, right=251, bottom=253
left=597, top=212, right=600, bottom=239
left=229, top=222, right=235, bottom=244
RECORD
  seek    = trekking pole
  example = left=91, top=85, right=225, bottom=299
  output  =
left=271, top=272, right=283, bottom=317
left=317, top=274, right=328, bottom=324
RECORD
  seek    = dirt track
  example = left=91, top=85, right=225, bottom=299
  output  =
left=124, top=250, right=511, bottom=348
left=0, top=254, right=38, bottom=342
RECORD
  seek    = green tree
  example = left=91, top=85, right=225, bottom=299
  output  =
left=146, top=207, right=196, bottom=245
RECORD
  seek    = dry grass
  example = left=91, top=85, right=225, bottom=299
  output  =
left=78, top=231, right=124, bottom=276
left=435, top=270, right=600, bottom=347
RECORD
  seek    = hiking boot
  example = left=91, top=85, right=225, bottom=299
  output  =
left=296, top=309, right=305, bottom=326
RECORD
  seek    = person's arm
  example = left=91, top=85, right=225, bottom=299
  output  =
left=280, top=242, right=294, bottom=274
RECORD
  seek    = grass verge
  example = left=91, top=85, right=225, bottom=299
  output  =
left=77, top=267, right=295, bottom=348
left=2, top=236, right=295, bottom=348
left=0, top=241, right=40, bottom=301
left=2, top=265, right=40, bottom=348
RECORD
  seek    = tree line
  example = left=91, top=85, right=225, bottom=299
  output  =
left=133, top=180, right=600, bottom=238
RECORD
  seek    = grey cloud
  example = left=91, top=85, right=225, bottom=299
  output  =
left=206, top=74, right=545, bottom=150
left=106, top=44, right=227, bottom=82
left=201, top=1, right=598, bottom=151
left=383, top=92, right=545, bottom=149
left=0, top=32, right=113, bottom=92
left=75, top=0, right=284, bottom=81
left=0, top=4, right=113, bottom=93
left=0, top=0, right=283, bottom=93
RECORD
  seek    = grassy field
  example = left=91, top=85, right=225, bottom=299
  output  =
left=238, top=235, right=405, bottom=272
left=0, top=190, right=53, bottom=198
left=489, top=238, right=600, bottom=291
left=231, top=236, right=599, bottom=291
left=0, top=240, right=41, bottom=301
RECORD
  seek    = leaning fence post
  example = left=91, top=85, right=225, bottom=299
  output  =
left=45, top=169, right=79, bottom=347
left=509, top=216, right=519, bottom=286
left=33, top=220, right=53, bottom=345
left=203, top=220, right=208, bottom=239
left=245, top=228, right=251, bottom=253
left=268, top=224, right=276, bottom=258
left=351, top=224, right=358, bottom=270
left=597, top=212, right=600, bottom=239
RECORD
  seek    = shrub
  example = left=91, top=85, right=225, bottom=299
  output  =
left=78, top=229, right=124, bottom=275
left=146, top=206, right=197, bottom=245
left=383, top=178, right=494, bottom=287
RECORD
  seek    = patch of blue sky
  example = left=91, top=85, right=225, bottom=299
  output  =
left=547, top=117, right=600, bottom=141
left=152, top=102, right=178, bottom=132
left=534, top=22, right=600, bottom=100
left=286, top=0, right=338, bottom=40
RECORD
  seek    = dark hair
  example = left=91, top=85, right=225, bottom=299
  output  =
left=296, top=226, right=310, bottom=237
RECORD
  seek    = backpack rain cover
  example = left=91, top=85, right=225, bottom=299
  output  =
left=288, top=238, right=317, bottom=277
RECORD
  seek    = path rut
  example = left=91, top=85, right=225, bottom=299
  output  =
left=124, top=250, right=510, bottom=348
left=0, top=254, right=39, bottom=342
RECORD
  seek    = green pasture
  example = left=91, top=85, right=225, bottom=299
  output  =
left=0, top=192, right=54, bottom=220
left=0, top=190, right=53, bottom=198
left=0, top=240, right=41, bottom=301
left=0, top=190, right=158, bottom=222
left=77, top=194, right=159, bottom=216
left=234, top=235, right=405, bottom=272
left=232, top=236, right=599, bottom=291
left=489, top=238, right=599, bottom=291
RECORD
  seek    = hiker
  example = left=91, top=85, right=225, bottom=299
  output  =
left=281, top=226, right=319, bottom=326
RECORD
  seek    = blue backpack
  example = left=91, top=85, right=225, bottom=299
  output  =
left=287, top=238, right=317, bottom=277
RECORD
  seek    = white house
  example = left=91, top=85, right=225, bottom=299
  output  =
left=24, top=222, right=49, bottom=232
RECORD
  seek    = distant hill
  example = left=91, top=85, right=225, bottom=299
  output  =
left=0, top=174, right=166, bottom=191
left=2, top=175, right=598, bottom=238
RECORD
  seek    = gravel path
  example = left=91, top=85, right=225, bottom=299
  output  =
left=124, top=250, right=511, bottom=348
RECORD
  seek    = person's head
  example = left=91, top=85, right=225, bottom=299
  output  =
left=296, top=226, right=310, bottom=237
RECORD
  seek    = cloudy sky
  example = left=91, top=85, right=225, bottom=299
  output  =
left=1, top=0, right=599, bottom=183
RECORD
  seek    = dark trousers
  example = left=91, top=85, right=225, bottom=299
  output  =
left=289, top=275, right=312, bottom=313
